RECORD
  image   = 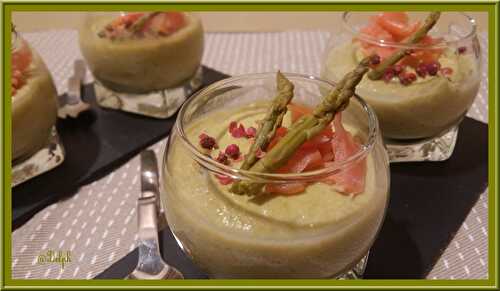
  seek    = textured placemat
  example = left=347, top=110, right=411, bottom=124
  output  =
left=12, top=67, right=229, bottom=229
left=96, top=117, right=487, bottom=279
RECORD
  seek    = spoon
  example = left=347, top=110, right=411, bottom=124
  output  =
left=127, top=150, right=183, bottom=279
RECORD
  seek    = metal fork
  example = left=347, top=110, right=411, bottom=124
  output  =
left=127, top=150, right=183, bottom=279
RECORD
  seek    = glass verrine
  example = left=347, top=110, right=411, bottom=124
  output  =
left=161, top=73, right=390, bottom=278
left=321, top=12, right=480, bottom=162
left=11, top=29, right=65, bottom=186
left=79, top=12, right=204, bottom=118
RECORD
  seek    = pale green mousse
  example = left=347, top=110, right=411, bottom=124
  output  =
left=79, top=13, right=204, bottom=93
left=162, top=103, right=389, bottom=278
left=12, top=48, right=58, bottom=161
left=322, top=41, right=480, bottom=139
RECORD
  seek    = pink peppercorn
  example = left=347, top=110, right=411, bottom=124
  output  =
left=225, top=144, right=240, bottom=159
left=229, top=121, right=247, bottom=138
left=457, top=46, right=467, bottom=54
left=246, top=127, right=257, bottom=138
left=393, top=64, right=404, bottom=75
left=398, top=75, right=411, bottom=86
left=215, top=174, right=233, bottom=185
left=215, top=151, right=229, bottom=165
left=416, top=64, right=428, bottom=78
left=228, top=121, right=238, bottom=132
left=426, top=62, right=441, bottom=76
left=383, top=70, right=395, bottom=83
left=406, top=72, right=417, bottom=82
left=199, top=133, right=217, bottom=150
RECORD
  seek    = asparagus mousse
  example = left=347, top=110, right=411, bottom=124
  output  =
left=162, top=59, right=392, bottom=277
left=164, top=102, right=388, bottom=278
left=12, top=38, right=58, bottom=161
left=79, top=12, right=204, bottom=93
left=322, top=12, right=480, bottom=139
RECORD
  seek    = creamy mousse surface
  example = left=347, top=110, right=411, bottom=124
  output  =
left=12, top=42, right=58, bottom=161
left=322, top=41, right=480, bottom=139
left=79, top=12, right=204, bottom=93
left=163, top=104, right=389, bottom=278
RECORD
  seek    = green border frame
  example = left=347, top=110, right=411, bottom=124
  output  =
left=1, top=1, right=498, bottom=290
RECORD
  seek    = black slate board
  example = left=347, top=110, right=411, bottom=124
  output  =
left=96, top=117, right=488, bottom=279
left=12, top=67, right=230, bottom=230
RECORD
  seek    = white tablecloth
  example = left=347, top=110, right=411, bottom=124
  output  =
left=12, top=30, right=489, bottom=280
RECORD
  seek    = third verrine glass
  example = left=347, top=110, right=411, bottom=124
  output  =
left=322, top=12, right=480, bottom=162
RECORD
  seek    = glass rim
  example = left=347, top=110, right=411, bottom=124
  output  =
left=174, top=72, right=379, bottom=183
left=342, top=11, right=478, bottom=49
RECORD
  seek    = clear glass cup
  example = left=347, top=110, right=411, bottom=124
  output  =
left=11, top=28, right=64, bottom=186
left=79, top=12, right=204, bottom=118
left=321, top=12, right=481, bottom=162
left=161, top=73, right=390, bottom=278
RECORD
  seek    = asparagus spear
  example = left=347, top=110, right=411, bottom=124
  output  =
left=367, top=11, right=441, bottom=80
left=239, top=71, right=294, bottom=171
left=129, top=12, right=160, bottom=34
left=98, top=12, right=159, bottom=38
left=230, top=58, right=371, bottom=196
left=231, top=12, right=441, bottom=196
